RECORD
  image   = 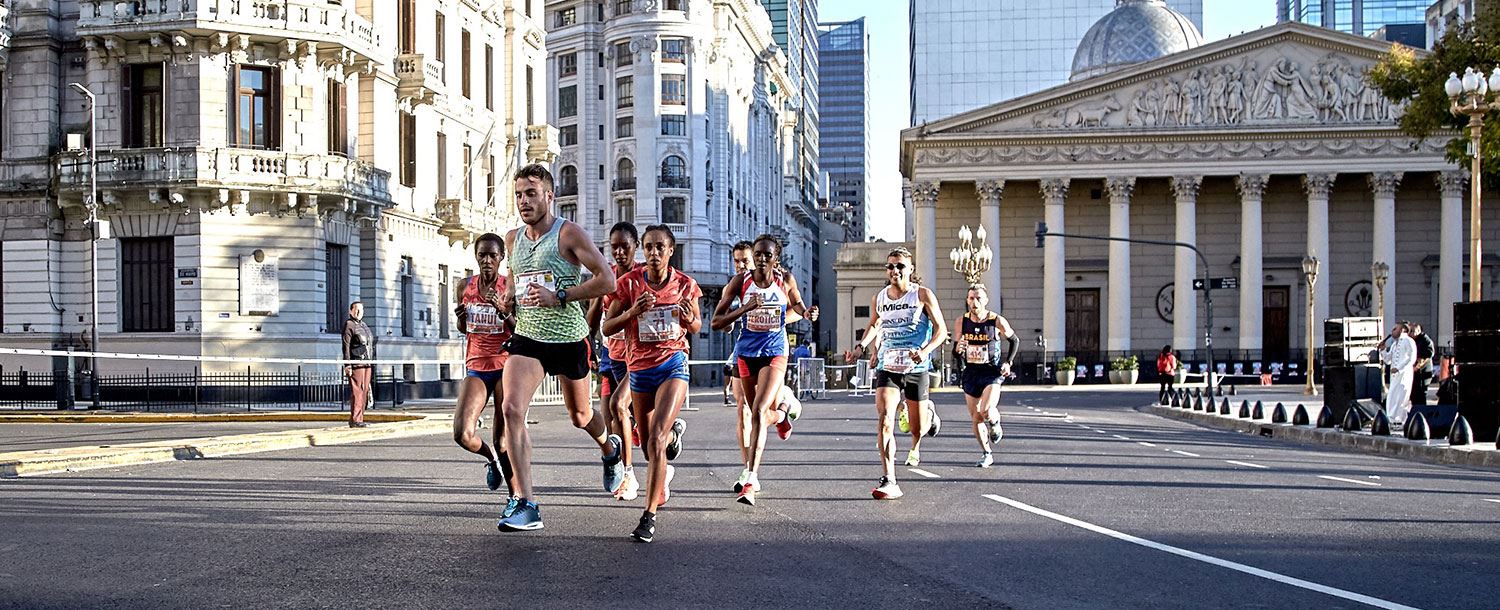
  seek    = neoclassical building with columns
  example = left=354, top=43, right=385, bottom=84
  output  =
left=898, top=19, right=1497, bottom=372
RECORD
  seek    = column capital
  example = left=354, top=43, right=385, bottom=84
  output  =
left=911, top=181, right=941, bottom=208
left=1437, top=170, right=1469, bottom=197
left=1104, top=176, right=1135, bottom=202
left=975, top=179, right=1006, bottom=205
left=1039, top=178, right=1070, bottom=202
left=1235, top=173, right=1269, bottom=199
left=1302, top=173, right=1337, bottom=198
left=1368, top=172, right=1403, bottom=197
left=1170, top=175, right=1202, bottom=201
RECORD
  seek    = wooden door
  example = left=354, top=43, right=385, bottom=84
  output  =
left=1066, top=289, right=1101, bottom=359
left=1262, top=286, right=1290, bottom=362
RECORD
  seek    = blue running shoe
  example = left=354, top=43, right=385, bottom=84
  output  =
left=497, top=499, right=543, bottom=532
left=501, top=496, right=521, bottom=519
left=485, top=461, right=504, bottom=492
left=602, top=434, right=625, bottom=493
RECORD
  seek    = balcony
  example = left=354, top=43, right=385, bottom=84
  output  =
left=436, top=198, right=504, bottom=247
left=0, top=2, right=11, bottom=70
left=657, top=176, right=691, bottom=190
left=55, top=147, right=391, bottom=212
left=555, top=183, right=579, bottom=197
left=77, top=0, right=388, bottom=68
left=395, top=54, right=444, bottom=106
left=612, top=177, right=636, bottom=191
left=526, top=125, right=560, bottom=164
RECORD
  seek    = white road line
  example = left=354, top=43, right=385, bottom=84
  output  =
left=1318, top=475, right=1381, bottom=487
left=1170, top=450, right=1201, bottom=457
left=907, top=468, right=941, bottom=479
left=1137, top=441, right=1157, bottom=447
left=1485, top=499, right=1500, bottom=504
left=1225, top=460, right=1269, bottom=469
left=1112, top=434, right=1131, bottom=440
left=981, top=494, right=1420, bottom=610
left=1094, top=429, right=1110, bottom=434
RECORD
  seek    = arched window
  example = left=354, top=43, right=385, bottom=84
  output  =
left=662, top=196, right=685, bottom=224
left=614, top=158, right=635, bottom=190
left=659, top=155, right=687, bottom=189
left=558, top=165, right=578, bottom=196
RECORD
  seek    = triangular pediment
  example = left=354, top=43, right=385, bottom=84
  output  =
left=908, top=23, right=1415, bottom=138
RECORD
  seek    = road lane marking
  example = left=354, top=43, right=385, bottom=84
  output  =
left=908, top=468, right=941, bottom=479
left=1485, top=499, right=1500, bottom=504
left=1226, top=460, right=1269, bottom=469
left=1094, top=429, right=1110, bottom=434
left=1170, top=450, right=1201, bottom=457
left=1112, top=434, right=1131, bottom=440
left=1137, top=441, right=1157, bottom=447
left=1318, top=475, right=1381, bottom=487
left=981, top=494, right=1420, bottom=610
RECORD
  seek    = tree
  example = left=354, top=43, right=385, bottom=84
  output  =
left=1369, top=5, right=1500, bottom=184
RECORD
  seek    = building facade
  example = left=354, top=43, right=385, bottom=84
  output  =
left=908, top=0, right=1203, bottom=124
left=543, top=0, right=816, bottom=368
left=1425, top=0, right=1476, bottom=48
left=1278, top=0, right=1430, bottom=37
left=817, top=18, right=870, bottom=242
left=763, top=0, right=822, bottom=230
left=0, top=0, right=554, bottom=381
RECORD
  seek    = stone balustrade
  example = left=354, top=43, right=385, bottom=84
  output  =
left=77, top=0, right=385, bottom=64
left=55, top=147, right=391, bottom=207
left=395, top=53, right=444, bottom=106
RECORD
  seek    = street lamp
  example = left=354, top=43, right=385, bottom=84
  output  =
left=1445, top=67, right=1500, bottom=302
left=948, top=224, right=993, bottom=285
left=69, top=82, right=100, bottom=410
left=1301, top=255, right=1320, bottom=396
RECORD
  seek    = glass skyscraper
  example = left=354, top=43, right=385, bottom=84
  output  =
left=817, top=18, right=870, bottom=242
left=1277, top=0, right=1430, bottom=37
left=763, top=0, right=822, bottom=219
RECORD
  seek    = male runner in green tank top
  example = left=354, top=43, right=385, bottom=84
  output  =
left=495, top=164, right=622, bottom=532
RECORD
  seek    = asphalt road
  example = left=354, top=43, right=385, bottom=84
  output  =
left=3, top=388, right=1497, bottom=609
left=0, top=422, right=346, bottom=453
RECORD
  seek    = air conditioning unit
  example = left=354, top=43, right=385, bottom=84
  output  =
left=66, top=133, right=87, bottom=151
left=398, top=259, right=413, bottom=277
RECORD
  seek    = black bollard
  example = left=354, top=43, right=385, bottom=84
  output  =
left=1292, top=404, right=1309, bottom=426
left=1406, top=412, right=1431, bottom=441
left=1271, top=403, right=1288, bottom=424
left=1238, top=400, right=1250, bottom=418
left=1449, top=415, right=1473, bottom=446
left=1171, top=392, right=1181, bottom=408
left=1219, top=397, right=1231, bottom=415
left=1341, top=405, right=1363, bottom=431
left=1230, top=385, right=1238, bottom=396
left=1315, top=405, right=1336, bottom=428
left=1192, top=395, right=1203, bottom=411
left=1371, top=411, right=1392, bottom=436
left=1252, top=400, right=1264, bottom=420
left=1215, top=385, right=1224, bottom=397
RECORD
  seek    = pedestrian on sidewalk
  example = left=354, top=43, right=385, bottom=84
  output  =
left=1408, top=322, right=1435, bottom=407
left=1157, top=345, right=1177, bottom=406
left=1378, top=322, right=1416, bottom=424
left=342, top=302, right=374, bottom=428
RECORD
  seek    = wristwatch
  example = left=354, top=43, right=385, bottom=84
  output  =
left=555, top=288, right=569, bottom=304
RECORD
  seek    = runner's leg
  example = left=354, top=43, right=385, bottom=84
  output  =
left=875, top=387, right=901, bottom=480
left=641, top=378, right=687, bottom=513
left=746, top=361, right=786, bottom=474
left=454, top=376, right=501, bottom=461
left=499, top=356, right=546, bottom=500
left=560, top=376, right=611, bottom=454
left=964, top=392, right=989, bottom=454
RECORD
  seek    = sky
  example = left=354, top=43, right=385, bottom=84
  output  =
left=815, top=0, right=1280, bottom=242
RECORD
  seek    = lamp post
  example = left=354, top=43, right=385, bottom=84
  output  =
left=1371, top=261, right=1389, bottom=330
left=948, top=224, right=993, bottom=286
left=69, top=83, right=100, bottom=410
left=1302, top=255, right=1320, bottom=395
left=1446, top=67, right=1500, bottom=302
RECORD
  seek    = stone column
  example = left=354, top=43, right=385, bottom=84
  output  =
left=975, top=180, right=1005, bottom=301
left=1105, top=177, right=1134, bottom=353
left=1040, top=178, right=1070, bottom=356
left=911, top=181, right=940, bottom=294
left=1303, top=174, right=1336, bottom=341
left=1171, top=175, right=1202, bottom=352
left=1437, top=171, right=1467, bottom=348
left=1370, top=172, right=1402, bottom=330
left=1236, top=174, right=1268, bottom=353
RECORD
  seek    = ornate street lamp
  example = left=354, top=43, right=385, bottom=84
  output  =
left=949, top=224, right=992, bottom=285
left=1445, top=67, right=1500, bottom=301
left=69, top=83, right=101, bottom=410
left=1302, top=255, right=1320, bottom=396
left=1371, top=261, right=1390, bottom=327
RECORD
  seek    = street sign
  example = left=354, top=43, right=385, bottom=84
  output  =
left=1192, top=277, right=1238, bottom=290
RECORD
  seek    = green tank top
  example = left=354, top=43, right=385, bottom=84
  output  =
left=509, top=218, right=588, bottom=342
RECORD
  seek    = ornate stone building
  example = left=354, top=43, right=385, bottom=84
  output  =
left=898, top=16, right=1496, bottom=373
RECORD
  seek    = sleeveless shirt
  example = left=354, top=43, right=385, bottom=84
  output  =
left=508, top=218, right=588, bottom=342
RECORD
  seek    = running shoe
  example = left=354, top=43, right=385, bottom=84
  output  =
left=736, top=473, right=759, bottom=506
left=665, top=418, right=687, bottom=461
left=871, top=476, right=903, bottom=500
left=614, top=469, right=640, bottom=501
left=733, top=468, right=751, bottom=493
left=658, top=464, right=676, bottom=506
left=603, top=435, right=625, bottom=493
left=501, top=496, right=521, bottom=519
left=904, top=448, right=921, bottom=467
left=927, top=409, right=942, bottom=437
left=631, top=511, right=657, bottom=543
left=485, top=461, right=504, bottom=492
left=987, top=420, right=1004, bottom=444
left=775, top=408, right=794, bottom=440
left=976, top=452, right=994, bottom=468
left=785, top=397, right=803, bottom=421
left=497, top=499, right=543, bottom=532
left=897, top=407, right=910, bottom=433
left=631, top=422, right=641, bottom=447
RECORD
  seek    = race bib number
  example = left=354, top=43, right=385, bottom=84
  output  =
left=745, top=305, right=781, bottom=333
left=965, top=344, right=990, bottom=365
left=466, top=303, right=503, bottom=334
left=637, top=305, right=680, bottom=343
left=514, top=271, right=557, bottom=308
left=880, top=349, right=916, bottom=374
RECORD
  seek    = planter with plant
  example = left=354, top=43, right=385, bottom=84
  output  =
left=1109, top=355, right=1139, bottom=384
left=1056, top=356, right=1077, bottom=385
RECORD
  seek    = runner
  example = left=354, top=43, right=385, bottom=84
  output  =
left=848, top=247, right=947, bottom=499
left=952, top=284, right=1019, bottom=468
left=495, top=164, right=622, bottom=533
left=452, top=233, right=515, bottom=499
left=724, top=242, right=753, bottom=466
left=602, top=224, right=701, bottom=542
left=711, top=234, right=817, bottom=506
left=585, top=222, right=644, bottom=501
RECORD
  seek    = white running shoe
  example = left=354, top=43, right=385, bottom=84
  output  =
left=871, top=476, right=903, bottom=500
left=987, top=420, right=1003, bottom=444
left=614, top=469, right=640, bottom=501
left=976, top=452, right=994, bottom=468
left=904, top=448, right=921, bottom=467
left=733, top=468, right=751, bottom=493
left=658, top=464, right=676, bottom=506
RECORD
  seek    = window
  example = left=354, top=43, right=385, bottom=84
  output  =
left=559, top=52, right=578, bottom=77
left=556, top=7, right=577, bottom=27
left=485, top=44, right=495, bottom=110
left=327, top=78, right=347, bottom=155
left=614, top=158, right=635, bottom=190
left=436, top=132, right=447, bottom=198
left=560, top=202, right=577, bottom=222
left=558, top=85, right=577, bottom=117
left=461, top=29, right=472, bottom=98
left=558, top=165, right=578, bottom=196
left=659, top=155, right=687, bottom=188
left=461, top=143, right=472, bottom=200
left=615, top=0, right=631, bottom=16
left=665, top=0, right=684, bottom=10
left=435, top=12, right=446, bottom=63
left=486, top=155, right=496, bottom=204
left=231, top=66, right=279, bottom=149
left=326, top=244, right=348, bottom=334
left=615, top=41, right=633, bottom=66
left=616, top=116, right=633, bottom=137
left=855, top=305, right=870, bottom=319
left=615, top=76, right=633, bottom=108
left=526, top=66, right=535, bottom=123
left=123, top=63, right=165, bottom=148
left=661, top=74, right=685, bottom=105
left=559, top=125, right=578, bottom=146
left=662, top=196, right=685, bottom=224
left=596, top=2, right=605, bottom=21
left=438, top=265, right=450, bottom=339
left=617, top=199, right=635, bottom=223
left=598, top=124, right=604, bottom=140
left=669, top=250, right=682, bottom=270
left=662, top=38, right=686, bottom=63
left=661, top=114, right=685, bottom=136
left=399, top=111, right=416, bottom=187
left=399, top=0, right=416, bottom=53
left=400, top=256, right=414, bottom=337
left=120, top=237, right=173, bottom=332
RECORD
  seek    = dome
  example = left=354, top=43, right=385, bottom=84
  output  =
left=1070, top=0, right=1203, bottom=81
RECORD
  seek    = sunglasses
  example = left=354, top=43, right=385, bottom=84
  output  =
left=885, top=263, right=908, bottom=271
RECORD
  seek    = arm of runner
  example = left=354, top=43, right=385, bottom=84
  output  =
left=531, top=222, right=616, bottom=306
left=501, top=229, right=519, bottom=314
left=454, top=278, right=469, bottom=335
left=997, top=314, right=1019, bottom=374
left=913, top=286, right=948, bottom=365
left=586, top=294, right=604, bottom=337
left=678, top=284, right=703, bottom=335
left=952, top=315, right=967, bottom=359
left=602, top=277, right=647, bottom=338
left=710, top=273, right=749, bottom=330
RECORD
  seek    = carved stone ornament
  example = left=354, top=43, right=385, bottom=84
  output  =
left=1170, top=175, right=1202, bottom=200
left=1235, top=174, right=1269, bottom=199
left=974, top=180, right=1005, bottom=204
left=1302, top=173, right=1337, bottom=198
left=1436, top=170, right=1468, bottom=197
left=910, top=181, right=941, bottom=207
left=1368, top=172, right=1403, bottom=197
left=1039, top=178, right=1070, bottom=201
left=1105, top=176, right=1135, bottom=201
left=910, top=137, right=1443, bottom=169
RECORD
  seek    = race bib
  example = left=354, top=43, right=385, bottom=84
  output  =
left=465, top=303, right=503, bottom=334
left=514, top=271, right=557, bottom=308
left=745, top=305, right=781, bottom=333
left=965, top=343, right=990, bottom=365
left=880, top=349, right=916, bottom=374
left=637, top=305, right=680, bottom=342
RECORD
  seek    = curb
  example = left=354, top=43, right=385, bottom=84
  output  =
left=0, top=415, right=452, bottom=478
left=0, top=412, right=422, bottom=424
left=1146, top=405, right=1500, bottom=471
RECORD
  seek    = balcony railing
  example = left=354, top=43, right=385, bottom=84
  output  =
left=657, top=175, right=690, bottom=189
left=395, top=54, right=444, bottom=106
left=556, top=183, right=579, bottom=197
left=612, top=177, right=637, bottom=191
left=77, top=0, right=386, bottom=65
left=0, top=2, right=12, bottom=66
left=55, top=147, right=391, bottom=207
left=526, top=125, right=560, bottom=164
left=436, top=198, right=505, bottom=247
